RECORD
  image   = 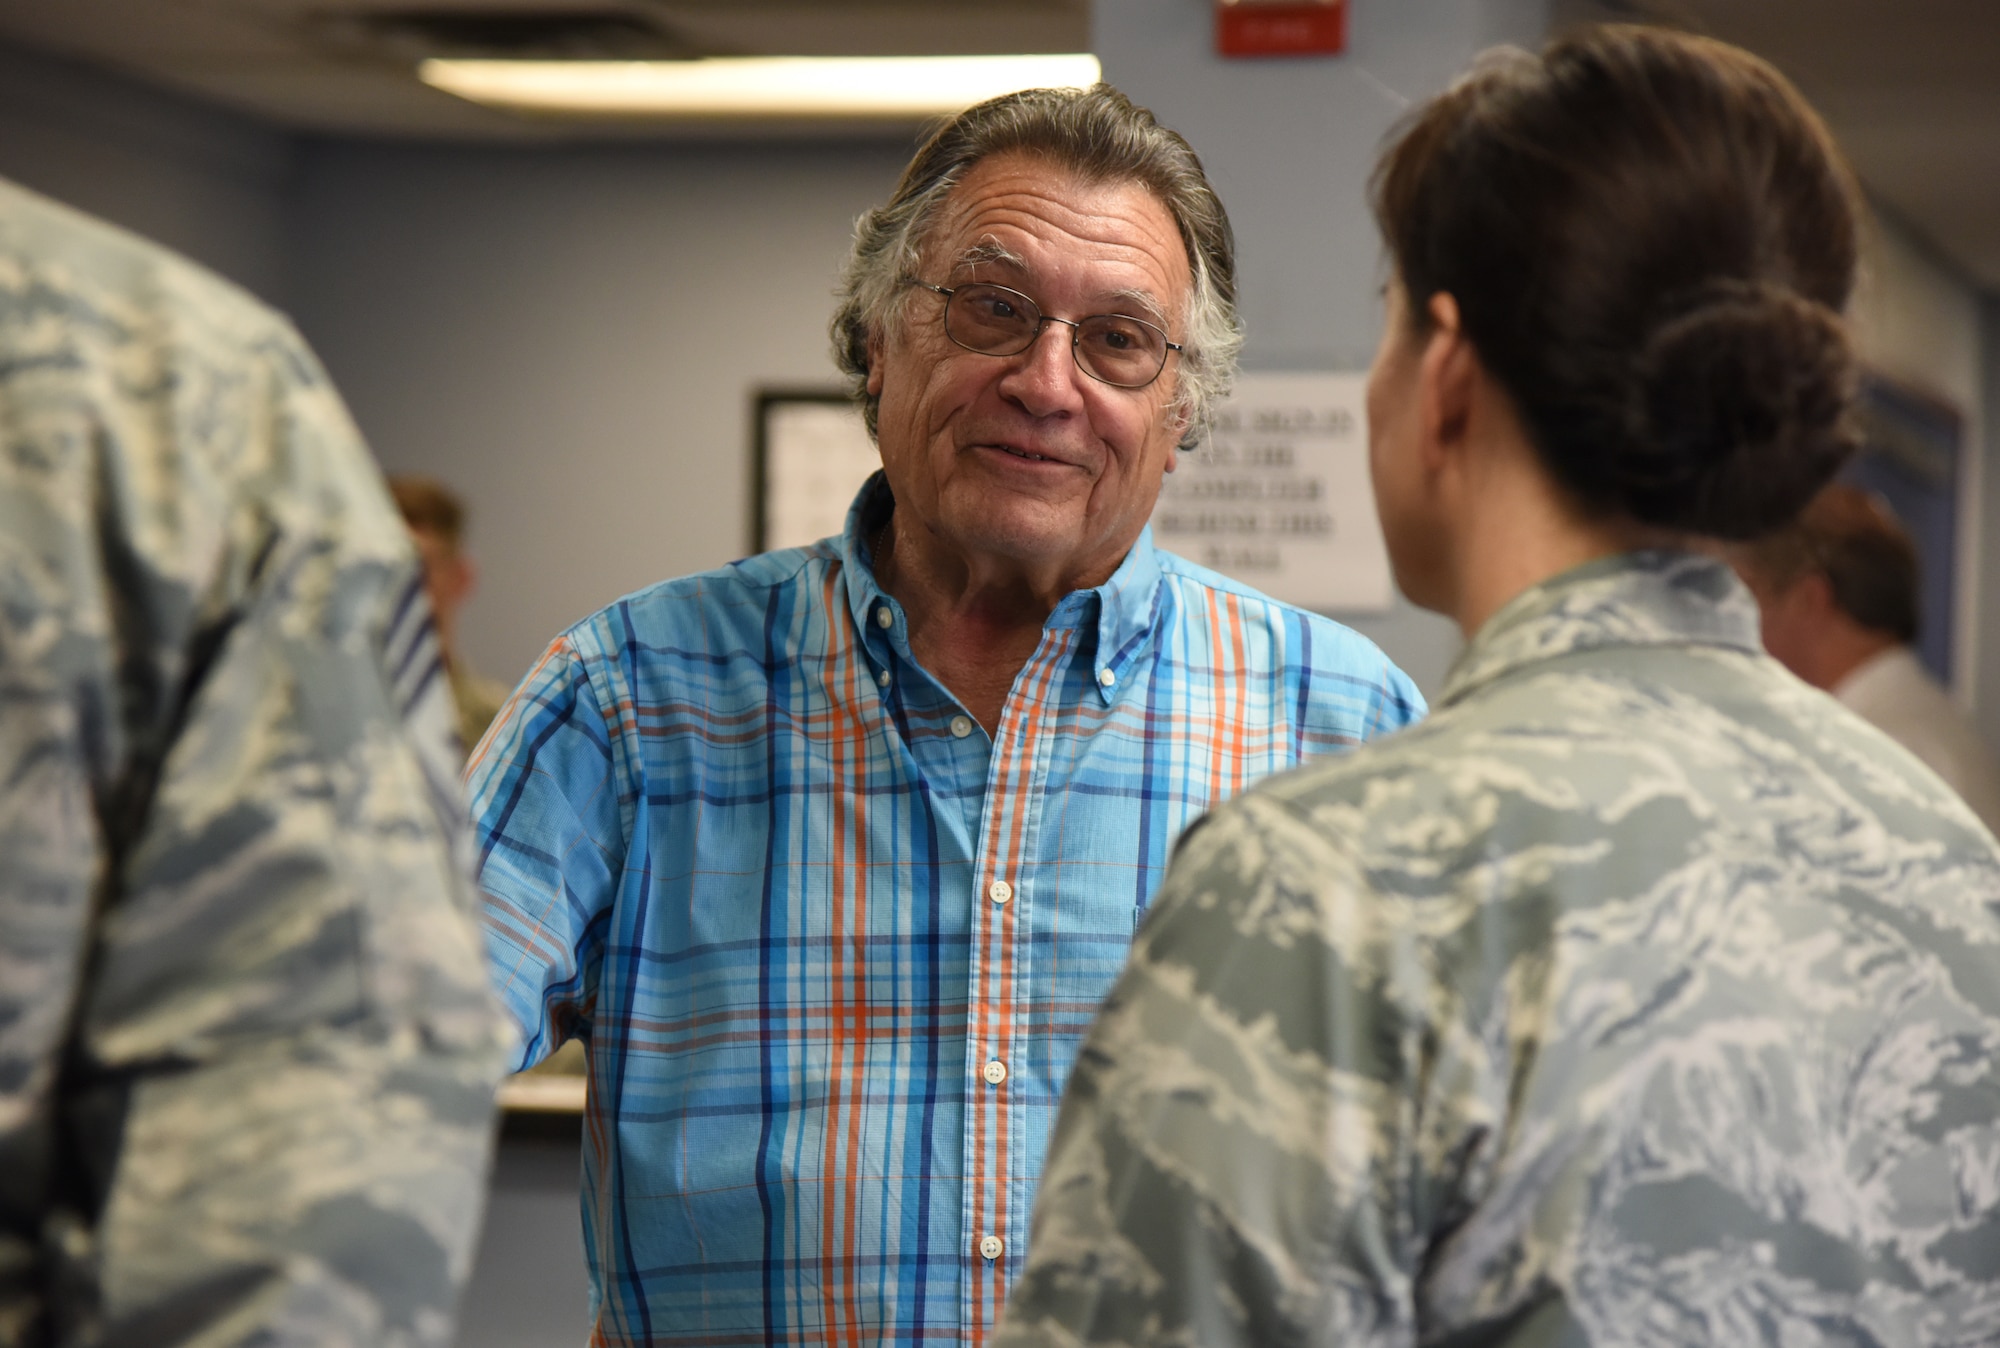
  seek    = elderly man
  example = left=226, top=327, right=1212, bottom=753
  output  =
left=470, top=84, right=1422, bottom=1345
left=1733, top=483, right=2000, bottom=832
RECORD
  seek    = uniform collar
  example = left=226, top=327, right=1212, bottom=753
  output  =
left=1441, top=550, right=1763, bottom=708
left=837, top=472, right=1163, bottom=704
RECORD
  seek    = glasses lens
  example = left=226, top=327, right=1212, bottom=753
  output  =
left=945, top=284, right=1040, bottom=355
left=1076, top=314, right=1168, bottom=387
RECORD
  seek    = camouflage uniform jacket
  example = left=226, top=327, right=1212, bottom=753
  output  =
left=999, top=551, right=2000, bottom=1347
left=0, top=178, right=510, bottom=1348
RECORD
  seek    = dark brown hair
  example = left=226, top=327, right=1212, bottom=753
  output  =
left=1372, top=26, right=1863, bottom=538
left=388, top=474, right=466, bottom=551
left=1737, top=483, right=1920, bottom=641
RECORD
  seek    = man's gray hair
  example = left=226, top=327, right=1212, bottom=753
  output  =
left=831, top=84, right=1241, bottom=450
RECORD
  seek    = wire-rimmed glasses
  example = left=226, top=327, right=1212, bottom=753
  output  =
left=909, top=279, right=1182, bottom=389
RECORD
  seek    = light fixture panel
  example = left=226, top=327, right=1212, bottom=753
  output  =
left=420, top=53, right=1104, bottom=119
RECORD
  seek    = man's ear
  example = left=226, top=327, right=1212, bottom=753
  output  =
left=1163, top=401, right=1192, bottom=469
left=865, top=330, right=885, bottom=398
left=1793, top=569, right=1838, bottom=622
left=1418, top=291, right=1476, bottom=471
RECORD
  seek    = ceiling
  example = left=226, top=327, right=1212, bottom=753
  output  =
left=0, top=0, right=1994, bottom=287
left=0, top=0, right=1090, bottom=139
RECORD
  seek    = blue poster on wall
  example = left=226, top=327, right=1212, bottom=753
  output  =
left=1843, top=373, right=1962, bottom=685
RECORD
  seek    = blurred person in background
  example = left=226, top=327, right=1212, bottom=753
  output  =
left=1733, top=481, right=2000, bottom=832
left=0, top=177, right=509, bottom=1347
left=1000, top=27, right=2000, bottom=1347
left=388, top=474, right=510, bottom=755
left=468, top=84, right=1422, bottom=1345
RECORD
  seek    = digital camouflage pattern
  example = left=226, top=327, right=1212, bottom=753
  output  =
left=0, top=178, right=511, bottom=1348
left=999, top=551, right=2000, bottom=1348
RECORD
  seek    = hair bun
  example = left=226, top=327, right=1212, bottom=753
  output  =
left=1622, top=279, right=1859, bottom=539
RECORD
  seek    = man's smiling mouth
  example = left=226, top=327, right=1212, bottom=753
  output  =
left=989, top=442, right=1070, bottom=465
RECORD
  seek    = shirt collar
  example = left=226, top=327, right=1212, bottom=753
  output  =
left=836, top=472, right=1164, bottom=703
left=839, top=471, right=901, bottom=648
left=1440, top=549, right=1763, bottom=708
left=1833, top=643, right=1920, bottom=702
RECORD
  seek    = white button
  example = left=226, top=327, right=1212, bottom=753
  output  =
left=1098, top=666, right=1117, bottom=687
left=979, top=1235, right=1004, bottom=1261
left=982, top=1059, right=1008, bottom=1085
left=949, top=715, right=974, bottom=739
left=988, top=880, right=1013, bottom=905
left=876, top=606, right=894, bottom=629
left=876, top=669, right=892, bottom=688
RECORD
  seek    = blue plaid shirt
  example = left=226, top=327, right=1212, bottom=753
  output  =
left=470, top=476, right=1424, bottom=1346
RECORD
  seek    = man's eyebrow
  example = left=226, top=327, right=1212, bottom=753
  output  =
left=946, top=244, right=1174, bottom=327
left=1104, top=286, right=1171, bottom=327
left=948, top=240, right=1026, bottom=272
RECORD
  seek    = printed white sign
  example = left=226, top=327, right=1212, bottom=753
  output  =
left=1151, top=371, right=1394, bottom=612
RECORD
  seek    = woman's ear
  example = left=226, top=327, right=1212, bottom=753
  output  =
left=1418, top=291, right=1477, bottom=469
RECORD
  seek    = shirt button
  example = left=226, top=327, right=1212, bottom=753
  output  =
left=949, top=715, right=974, bottom=739
left=876, top=606, right=893, bottom=629
left=1098, top=666, right=1117, bottom=687
left=979, top=1235, right=1004, bottom=1261
left=988, top=879, right=1013, bottom=905
left=876, top=669, right=892, bottom=688
left=982, top=1059, right=1008, bottom=1085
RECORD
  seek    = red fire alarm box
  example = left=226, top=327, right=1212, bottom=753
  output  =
left=1216, top=0, right=1348, bottom=58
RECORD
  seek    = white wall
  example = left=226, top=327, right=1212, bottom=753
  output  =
left=1092, top=0, right=1554, bottom=699
left=0, top=42, right=292, bottom=305
left=289, top=137, right=915, bottom=689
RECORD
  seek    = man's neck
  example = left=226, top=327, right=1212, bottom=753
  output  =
left=434, top=622, right=463, bottom=673
left=873, top=513, right=1120, bottom=733
left=1811, top=624, right=1901, bottom=694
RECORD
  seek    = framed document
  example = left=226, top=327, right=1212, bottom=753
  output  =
left=1151, top=372, right=1395, bottom=612
left=752, top=389, right=880, bottom=553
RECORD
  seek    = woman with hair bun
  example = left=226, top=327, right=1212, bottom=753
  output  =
left=1000, top=26, right=2000, bottom=1348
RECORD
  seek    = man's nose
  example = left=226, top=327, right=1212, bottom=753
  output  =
left=1001, top=317, right=1087, bottom=412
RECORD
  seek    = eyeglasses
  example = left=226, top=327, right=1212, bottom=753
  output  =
left=909, top=279, right=1183, bottom=390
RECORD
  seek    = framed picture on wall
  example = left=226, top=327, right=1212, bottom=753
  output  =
left=1845, top=372, right=1962, bottom=685
left=751, top=389, right=880, bottom=554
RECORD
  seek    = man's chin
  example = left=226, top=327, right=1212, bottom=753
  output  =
left=939, top=502, right=1088, bottom=566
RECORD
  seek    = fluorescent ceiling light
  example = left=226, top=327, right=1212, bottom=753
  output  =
left=419, top=53, right=1103, bottom=119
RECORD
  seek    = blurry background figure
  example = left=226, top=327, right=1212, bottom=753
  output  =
left=390, top=474, right=511, bottom=755
left=0, top=175, right=507, bottom=1348
left=388, top=476, right=583, bottom=1084
left=1734, top=483, right=2000, bottom=831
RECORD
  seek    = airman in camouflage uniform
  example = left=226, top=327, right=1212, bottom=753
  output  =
left=0, top=177, right=511, bottom=1347
left=999, top=552, right=2000, bottom=1347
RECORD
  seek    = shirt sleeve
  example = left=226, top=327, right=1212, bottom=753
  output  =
left=46, top=312, right=510, bottom=1348
left=466, top=631, right=627, bottom=1071
left=1376, top=661, right=1428, bottom=738
left=994, top=790, right=1479, bottom=1348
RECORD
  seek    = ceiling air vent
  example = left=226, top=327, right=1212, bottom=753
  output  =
left=306, top=8, right=699, bottom=62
